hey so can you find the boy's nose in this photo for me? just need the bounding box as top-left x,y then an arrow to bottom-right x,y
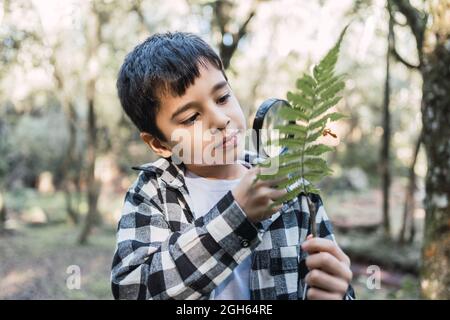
209,108 -> 231,132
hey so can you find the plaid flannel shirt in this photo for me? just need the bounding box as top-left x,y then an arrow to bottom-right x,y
111,151 -> 355,300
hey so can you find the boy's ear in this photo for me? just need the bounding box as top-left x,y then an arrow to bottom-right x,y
140,132 -> 172,158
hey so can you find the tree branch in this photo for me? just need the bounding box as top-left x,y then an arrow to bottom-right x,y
391,14 -> 408,27
236,9 -> 256,40
389,0 -> 427,58
217,1 -> 257,69
391,29 -> 421,69
391,47 -> 420,69
388,0 -> 421,69
213,0 -> 229,36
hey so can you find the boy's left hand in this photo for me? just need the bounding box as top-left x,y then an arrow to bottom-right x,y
301,236 -> 353,300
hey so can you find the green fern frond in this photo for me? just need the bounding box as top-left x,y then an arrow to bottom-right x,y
255,25 -> 350,215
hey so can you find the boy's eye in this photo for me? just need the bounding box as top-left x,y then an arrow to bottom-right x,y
217,93 -> 231,105
181,113 -> 199,126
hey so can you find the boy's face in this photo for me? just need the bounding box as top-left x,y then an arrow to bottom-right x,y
142,61 -> 246,165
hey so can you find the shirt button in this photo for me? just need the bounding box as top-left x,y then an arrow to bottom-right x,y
240,239 -> 250,248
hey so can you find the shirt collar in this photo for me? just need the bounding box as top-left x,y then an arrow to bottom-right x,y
132,150 -> 260,190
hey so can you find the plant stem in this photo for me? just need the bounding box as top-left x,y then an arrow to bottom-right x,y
306,195 -> 317,237
301,115 -> 317,237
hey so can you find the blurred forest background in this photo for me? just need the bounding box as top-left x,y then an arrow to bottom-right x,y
0,0 -> 449,300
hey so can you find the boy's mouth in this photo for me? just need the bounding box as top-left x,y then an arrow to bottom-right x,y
215,131 -> 239,149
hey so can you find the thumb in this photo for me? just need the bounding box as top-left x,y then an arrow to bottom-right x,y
249,166 -> 260,184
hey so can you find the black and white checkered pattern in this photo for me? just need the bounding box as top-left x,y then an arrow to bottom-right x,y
111,151 -> 355,300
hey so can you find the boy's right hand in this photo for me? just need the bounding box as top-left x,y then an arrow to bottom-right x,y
231,167 -> 288,223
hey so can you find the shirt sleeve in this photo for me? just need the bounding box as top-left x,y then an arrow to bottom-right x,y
111,186 -> 262,300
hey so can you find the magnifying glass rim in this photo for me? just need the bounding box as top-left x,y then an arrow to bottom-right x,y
252,98 -> 291,158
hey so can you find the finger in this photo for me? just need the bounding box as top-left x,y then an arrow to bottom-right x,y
251,177 -> 272,189
249,167 -> 261,186
253,187 -> 286,205
266,187 -> 288,200
307,287 -> 342,300
265,176 -> 290,188
252,187 -> 272,205
253,175 -> 289,189
305,234 -> 317,253
262,199 -> 282,214
302,237 -> 350,266
306,252 -> 353,283
305,269 -> 348,296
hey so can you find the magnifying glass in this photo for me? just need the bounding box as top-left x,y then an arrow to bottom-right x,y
252,99 -> 309,202
252,98 -> 293,159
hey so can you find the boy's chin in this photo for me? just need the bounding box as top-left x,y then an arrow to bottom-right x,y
178,150 -> 243,166
197,154 -> 242,166
212,145 -> 245,164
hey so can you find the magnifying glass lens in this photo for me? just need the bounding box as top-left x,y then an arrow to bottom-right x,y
261,100 -> 290,158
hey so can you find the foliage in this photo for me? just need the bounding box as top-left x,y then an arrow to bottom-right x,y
256,26 -> 349,208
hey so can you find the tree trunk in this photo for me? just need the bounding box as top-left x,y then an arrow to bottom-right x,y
61,102 -> 80,225
398,132 -> 421,244
78,85 -> 100,245
390,0 -> 449,299
78,6 -> 101,245
380,8 -> 393,238
0,191 -> 6,232
419,28 -> 450,300
48,36 -> 81,225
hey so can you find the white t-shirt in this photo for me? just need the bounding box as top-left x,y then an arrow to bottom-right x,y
184,165 -> 252,300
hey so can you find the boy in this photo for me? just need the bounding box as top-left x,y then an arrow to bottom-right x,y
111,32 -> 354,300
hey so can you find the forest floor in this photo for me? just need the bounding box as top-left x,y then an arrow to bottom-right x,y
0,223 -> 115,299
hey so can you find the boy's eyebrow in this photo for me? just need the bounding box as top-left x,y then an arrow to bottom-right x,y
210,80 -> 228,95
171,80 -> 228,120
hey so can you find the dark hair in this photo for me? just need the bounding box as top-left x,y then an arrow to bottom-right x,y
116,32 -> 227,141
